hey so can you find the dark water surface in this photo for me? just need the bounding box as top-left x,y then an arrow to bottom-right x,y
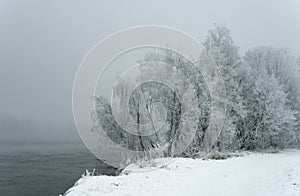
0,143 -> 117,196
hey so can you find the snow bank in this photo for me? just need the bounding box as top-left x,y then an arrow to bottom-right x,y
63,150 -> 300,196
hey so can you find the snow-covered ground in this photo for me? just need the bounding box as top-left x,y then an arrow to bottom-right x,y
63,150 -> 300,196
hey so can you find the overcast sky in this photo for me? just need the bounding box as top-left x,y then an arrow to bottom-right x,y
0,0 -> 299,143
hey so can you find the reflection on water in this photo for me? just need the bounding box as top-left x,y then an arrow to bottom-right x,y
0,143 -> 117,196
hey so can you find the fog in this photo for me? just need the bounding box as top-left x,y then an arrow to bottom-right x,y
0,0 -> 299,143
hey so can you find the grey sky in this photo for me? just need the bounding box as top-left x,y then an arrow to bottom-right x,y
0,0 -> 299,143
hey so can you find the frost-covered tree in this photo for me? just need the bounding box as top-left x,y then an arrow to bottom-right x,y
245,48 -> 300,110
140,49 -> 211,156
203,24 -> 246,150
242,48 -> 297,149
92,25 -> 300,161
93,49 -> 212,157
203,26 -> 299,151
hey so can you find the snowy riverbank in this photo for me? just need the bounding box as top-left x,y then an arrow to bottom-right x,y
63,150 -> 300,196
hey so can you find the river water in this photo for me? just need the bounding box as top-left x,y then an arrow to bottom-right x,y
0,143 -> 117,196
